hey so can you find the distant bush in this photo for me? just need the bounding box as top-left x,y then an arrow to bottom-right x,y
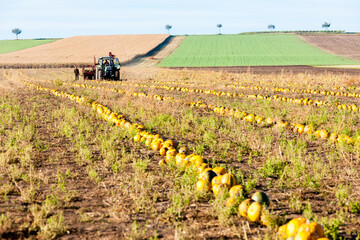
239,30 -> 347,35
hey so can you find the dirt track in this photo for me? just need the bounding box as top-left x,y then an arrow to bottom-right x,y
300,34 -> 360,61
125,36 -> 186,67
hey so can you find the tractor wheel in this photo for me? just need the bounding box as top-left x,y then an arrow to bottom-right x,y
115,71 -> 120,81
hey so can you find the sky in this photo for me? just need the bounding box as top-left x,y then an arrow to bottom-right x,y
0,0 -> 359,39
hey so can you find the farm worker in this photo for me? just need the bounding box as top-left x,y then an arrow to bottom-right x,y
74,67 -> 79,80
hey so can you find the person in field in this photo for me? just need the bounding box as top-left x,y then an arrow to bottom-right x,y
74,67 -> 79,80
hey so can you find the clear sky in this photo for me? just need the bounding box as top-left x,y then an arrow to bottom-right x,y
0,0 -> 359,39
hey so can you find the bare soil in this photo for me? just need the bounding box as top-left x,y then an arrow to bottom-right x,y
300,34 -> 360,61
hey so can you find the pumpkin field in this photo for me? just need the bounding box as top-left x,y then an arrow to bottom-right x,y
1,67 -> 359,239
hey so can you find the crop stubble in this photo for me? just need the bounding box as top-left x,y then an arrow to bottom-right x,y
0,35 -> 169,66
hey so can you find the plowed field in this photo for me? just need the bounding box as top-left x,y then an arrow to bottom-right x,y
0,35 -> 169,66
300,34 -> 360,61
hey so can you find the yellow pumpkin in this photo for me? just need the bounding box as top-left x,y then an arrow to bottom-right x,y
198,169 -> 217,182
297,222 -> 325,238
329,133 -> 338,143
226,197 -> 238,208
265,117 -> 275,125
196,179 -> 211,192
145,137 -> 153,147
304,125 -> 315,135
278,224 -> 288,239
247,201 -> 262,222
244,114 -> 255,123
294,230 -> 317,240
134,134 -> 141,142
221,173 -> 238,187
151,140 -> 162,151
314,130 -> 321,138
212,166 -> 227,176
166,149 -> 177,163
158,159 -> 166,165
179,146 -> 189,154
163,139 -> 174,147
238,199 -> 253,217
159,146 -> 168,156
295,124 -> 305,134
228,185 -> 244,198
319,129 -> 329,139
286,217 -> 307,237
197,163 -> 210,174
189,155 -> 204,166
211,175 -> 223,186
175,153 -> 187,165
212,183 -> 229,197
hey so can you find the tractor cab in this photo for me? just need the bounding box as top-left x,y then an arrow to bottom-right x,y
95,52 -> 121,80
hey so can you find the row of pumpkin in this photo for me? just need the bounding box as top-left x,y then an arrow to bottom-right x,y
16,70 -> 360,113
82,78 -> 360,113
23,79 -> 330,239
148,72 -> 360,92
147,78 -> 360,99
50,80 -> 360,147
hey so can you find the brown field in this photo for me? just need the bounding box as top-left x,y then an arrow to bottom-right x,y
1,67 -> 360,239
0,34 -> 169,66
300,34 -> 360,61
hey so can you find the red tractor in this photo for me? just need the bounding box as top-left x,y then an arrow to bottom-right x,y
82,52 -> 121,80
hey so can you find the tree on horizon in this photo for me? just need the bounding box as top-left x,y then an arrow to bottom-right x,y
322,22 -> 331,30
165,24 -> 172,34
268,24 -> 275,31
12,28 -> 22,40
217,24 -> 223,34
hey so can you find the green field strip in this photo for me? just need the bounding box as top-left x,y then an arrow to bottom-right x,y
0,39 -> 57,54
158,34 -> 360,67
